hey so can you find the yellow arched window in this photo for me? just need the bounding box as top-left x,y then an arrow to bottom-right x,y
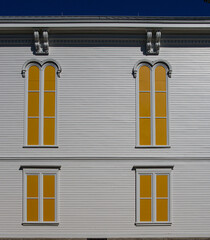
137,62 -> 170,146
26,63 -> 58,146
28,66 -> 40,145
44,66 -> 56,146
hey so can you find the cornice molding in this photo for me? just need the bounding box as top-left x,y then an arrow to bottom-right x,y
0,37 -> 210,45
21,58 -> 62,78
0,156 -> 210,161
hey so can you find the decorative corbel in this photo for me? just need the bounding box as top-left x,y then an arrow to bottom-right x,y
33,30 -> 49,55
146,31 -> 153,54
155,31 -> 161,54
43,30 -> 49,54
146,30 -> 161,55
34,31 -> 41,54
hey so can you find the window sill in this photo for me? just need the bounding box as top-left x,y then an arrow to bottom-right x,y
23,146 -> 59,148
135,222 -> 172,226
22,222 -> 59,226
135,145 -> 171,148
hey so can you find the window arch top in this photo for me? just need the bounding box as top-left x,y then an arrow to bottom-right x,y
133,59 -> 172,79
21,59 -> 62,78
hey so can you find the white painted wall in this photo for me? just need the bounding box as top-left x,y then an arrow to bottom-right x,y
1,37 -> 210,157
0,35 -> 210,237
0,159 -> 209,238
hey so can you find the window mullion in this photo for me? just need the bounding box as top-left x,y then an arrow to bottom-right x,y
151,68 -> 156,145
40,69 -> 44,145
152,173 -> 156,222
23,172 -> 27,222
39,173 -> 43,222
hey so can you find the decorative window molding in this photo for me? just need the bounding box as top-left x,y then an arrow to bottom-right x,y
21,59 -> 62,78
22,168 -> 59,225
133,60 -> 172,147
22,59 -> 62,147
135,167 -> 172,226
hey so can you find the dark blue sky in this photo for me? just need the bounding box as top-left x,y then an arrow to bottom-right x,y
1,0 -> 210,16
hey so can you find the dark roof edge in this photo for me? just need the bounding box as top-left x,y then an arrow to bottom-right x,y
1,15 -> 210,23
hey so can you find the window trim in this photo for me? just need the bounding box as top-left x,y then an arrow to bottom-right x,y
133,59 -> 172,148
23,60 -> 60,147
22,168 -> 59,225
135,168 -> 172,226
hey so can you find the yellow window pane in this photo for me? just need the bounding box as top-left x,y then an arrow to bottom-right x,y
27,199 -> 38,221
44,92 -> 55,117
27,175 -> 38,197
139,66 -> 150,91
156,175 -> 168,198
140,199 -> 151,222
44,175 -> 55,198
156,199 -> 168,221
28,92 -> 39,117
44,118 -> 55,145
155,92 -> 166,117
156,118 -> 167,145
155,66 -> 166,91
139,92 -> 150,117
44,66 -> 56,91
28,66 -> 39,91
43,199 -> 55,221
140,118 -> 151,145
28,118 -> 39,145
140,175 -> 151,197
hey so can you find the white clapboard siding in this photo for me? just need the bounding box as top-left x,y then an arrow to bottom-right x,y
0,160 -> 209,237
1,38 -> 210,157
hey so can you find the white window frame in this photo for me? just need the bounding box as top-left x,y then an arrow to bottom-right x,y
22,168 -> 59,225
135,168 -> 172,226
136,62 -> 170,147
24,62 -> 58,147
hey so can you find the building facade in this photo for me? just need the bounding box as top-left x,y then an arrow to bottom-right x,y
0,16 -> 210,239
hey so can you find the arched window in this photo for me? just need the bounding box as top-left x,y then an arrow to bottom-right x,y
22,60 -> 61,146
134,60 -> 172,147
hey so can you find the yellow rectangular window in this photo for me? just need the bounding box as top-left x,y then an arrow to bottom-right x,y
137,171 -> 171,224
140,118 -> 151,145
44,92 -> 55,117
139,92 -> 150,117
156,175 -> 168,222
140,175 -> 152,222
27,118 -> 39,145
140,199 -> 151,221
156,118 -> 167,145
27,175 -> 38,221
25,171 -> 58,224
43,175 -> 55,222
44,118 -> 55,145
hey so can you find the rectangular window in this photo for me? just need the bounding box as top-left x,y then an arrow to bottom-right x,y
23,168 -> 59,224
135,168 -> 172,225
